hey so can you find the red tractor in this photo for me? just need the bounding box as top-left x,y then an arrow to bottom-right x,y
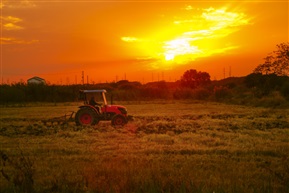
75,89 -> 130,126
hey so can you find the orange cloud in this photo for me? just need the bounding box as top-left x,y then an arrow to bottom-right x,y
1,0 -> 36,9
0,37 -> 39,45
3,23 -> 23,30
121,37 -> 141,42
2,16 -> 22,23
0,13 -> 38,44
1,16 -> 23,30
168,7 -> 251,64
201,7 -> 250,28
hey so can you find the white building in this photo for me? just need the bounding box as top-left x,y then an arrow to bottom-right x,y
27,76 -> 46,85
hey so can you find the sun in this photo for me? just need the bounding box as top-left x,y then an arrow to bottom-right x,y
162,38 -> 201,63
165,53 -> 175,61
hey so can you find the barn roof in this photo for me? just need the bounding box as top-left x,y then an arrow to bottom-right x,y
27,76 -> 45,81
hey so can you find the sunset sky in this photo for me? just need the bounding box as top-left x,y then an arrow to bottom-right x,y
1,0 -> 288,84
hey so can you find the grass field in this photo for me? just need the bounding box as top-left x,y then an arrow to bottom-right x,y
1,101 -> 289,193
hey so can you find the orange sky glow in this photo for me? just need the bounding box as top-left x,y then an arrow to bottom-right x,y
0,0 -> 288,84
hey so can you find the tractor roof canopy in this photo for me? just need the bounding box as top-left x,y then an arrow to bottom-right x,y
80,89 -> 107,93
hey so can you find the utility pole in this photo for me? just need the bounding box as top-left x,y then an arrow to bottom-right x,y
82,71 -> 84,85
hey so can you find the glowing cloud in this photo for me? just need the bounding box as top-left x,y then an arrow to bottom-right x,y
0,15 -> 38,44
202,7 -> 250,29
1,16 -> 23,30
185,5 -> 193,10
1,0 -> 36,9
4,23 -> 23,30
159,7 -> 250,64
0,37 -> 39,45
2,16 -> 22,23
121,36 -> 140,42
163,38 -> 201,61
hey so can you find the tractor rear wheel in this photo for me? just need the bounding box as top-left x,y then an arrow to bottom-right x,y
75,108 -> 99,126
111,115 -> 127,127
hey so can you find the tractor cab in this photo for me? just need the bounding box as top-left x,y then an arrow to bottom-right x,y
75,89 -> 129,126
78,89 -> 107,106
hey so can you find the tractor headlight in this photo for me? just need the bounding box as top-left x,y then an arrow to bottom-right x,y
118,107 -> 127,115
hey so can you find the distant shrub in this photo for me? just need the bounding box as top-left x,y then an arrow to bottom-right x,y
111,89 -> 141,101
254,91 -> 288,107
172,87 -> 212,100
137,81 -> 172,100
213,86 -> 231,101
117,80 -> 142,90
173,88 -> 194,99
192,87 -> 211,100
245,73 -> 289,99
280,81 -> 289,100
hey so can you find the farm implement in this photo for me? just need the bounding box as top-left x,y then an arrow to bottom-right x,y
42,111 -> 75,126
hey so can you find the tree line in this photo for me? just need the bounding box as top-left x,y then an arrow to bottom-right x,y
1,74 -> 288,106
1,42 -> 288,107
0,77 -> 211,104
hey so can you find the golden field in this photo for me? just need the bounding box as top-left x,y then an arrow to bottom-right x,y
0,101 -> 289,193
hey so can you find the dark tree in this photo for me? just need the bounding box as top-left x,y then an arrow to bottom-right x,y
180,69 -> 211,89
254,42 -> 289,76
245,72 -> 289,98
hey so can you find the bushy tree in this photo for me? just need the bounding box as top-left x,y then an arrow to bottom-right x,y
245,73 -> 289,99
180,69 -> 211,89
254,42 -> 289,76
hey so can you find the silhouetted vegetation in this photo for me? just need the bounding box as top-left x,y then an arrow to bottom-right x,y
180,69 -> 211,89
245,73 -> 289,97
254,42 -> 289,76
1,71 -> 289,107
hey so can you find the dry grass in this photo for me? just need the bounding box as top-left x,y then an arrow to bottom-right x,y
0,100 -> 289,192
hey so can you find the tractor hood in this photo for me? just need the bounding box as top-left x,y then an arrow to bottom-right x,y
102,105 -> 127,115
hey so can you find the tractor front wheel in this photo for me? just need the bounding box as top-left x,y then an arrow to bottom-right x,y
75,108 -> 99,126
111,115 -> 127,127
